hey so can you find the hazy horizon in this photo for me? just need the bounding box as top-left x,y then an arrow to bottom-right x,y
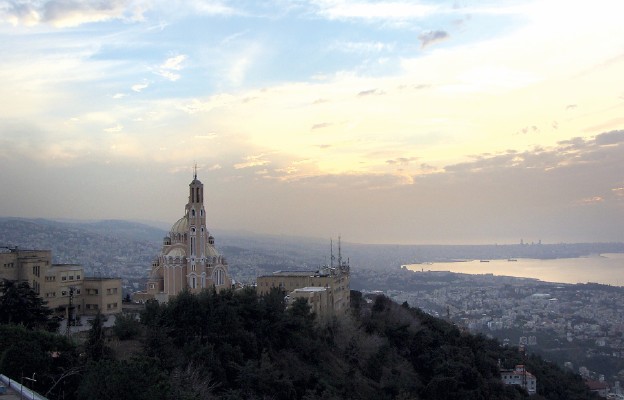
1,1 -> 623,245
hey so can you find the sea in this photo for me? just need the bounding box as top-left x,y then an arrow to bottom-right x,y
404,253 -> 624,286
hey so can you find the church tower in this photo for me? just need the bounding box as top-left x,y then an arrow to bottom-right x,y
146,169 -> 231,302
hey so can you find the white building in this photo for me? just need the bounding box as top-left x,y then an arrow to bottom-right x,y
501,365 -> 537,395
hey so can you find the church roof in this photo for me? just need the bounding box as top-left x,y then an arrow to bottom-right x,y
171,215 -> 189,233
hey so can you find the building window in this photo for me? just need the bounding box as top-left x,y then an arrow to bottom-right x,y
107,288 -> 111,295
76,275 -> 80,280
113,288 -> 118,294
62,276 -> 67,281
69,275 -> 74,280
214,269 -> 224,286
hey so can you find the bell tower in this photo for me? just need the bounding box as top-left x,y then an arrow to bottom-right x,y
186,164 -> 206,259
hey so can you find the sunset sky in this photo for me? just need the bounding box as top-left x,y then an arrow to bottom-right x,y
1,0 -> 623,244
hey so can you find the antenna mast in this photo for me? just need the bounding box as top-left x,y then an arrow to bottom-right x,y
330,238 -> 334,268
338,236 -> 342,267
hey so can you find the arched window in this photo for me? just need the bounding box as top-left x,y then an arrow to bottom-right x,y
196,188 -> 201,203
191,209 -> 195,217
214,269 -> 224,285
192,276 -> 196,289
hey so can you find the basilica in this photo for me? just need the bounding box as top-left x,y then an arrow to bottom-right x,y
142,172 -> 231,302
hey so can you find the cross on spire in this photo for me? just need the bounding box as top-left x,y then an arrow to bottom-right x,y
193,162 -> 198,180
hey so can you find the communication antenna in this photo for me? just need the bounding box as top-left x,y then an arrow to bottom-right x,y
330,238 -> 334,268
338,236 -> 342,267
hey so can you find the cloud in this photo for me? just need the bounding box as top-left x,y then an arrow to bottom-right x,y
330,40 -> 394,53
112,93 -> 127,99
311,122 -> 333,130
579,196 -> 604,205
0,0 -> 146,27
418,30 -> 449,48
595,129 -> 624,146
386,156 -> 418,166
234,154 -> 270,169
357,88 -> 384,96
0,0 -> 238,27
208,164 -> 222,171
194,133 -> 218,140
313,1 -> 436,21
154,54 -> 187,82
131,81 -> 149,92
104,124 -> 123,133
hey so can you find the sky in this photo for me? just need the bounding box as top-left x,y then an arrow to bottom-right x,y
0,0 -> 623,245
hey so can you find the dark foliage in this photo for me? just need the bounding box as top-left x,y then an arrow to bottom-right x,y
0,279 -> 55,330
0,324 -> 78,398
0,287 -> 598,400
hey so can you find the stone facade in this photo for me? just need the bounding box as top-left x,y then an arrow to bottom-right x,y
257,261 -> 350,320
0,248 -> 122,316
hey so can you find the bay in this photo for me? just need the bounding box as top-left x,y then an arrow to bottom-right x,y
405,253 -> 624,286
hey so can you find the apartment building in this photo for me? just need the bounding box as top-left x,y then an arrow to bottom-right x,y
257,262 -> 350,320
0,247 -> 122,316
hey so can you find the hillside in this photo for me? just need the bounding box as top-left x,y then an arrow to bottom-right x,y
2,217 -> 623,281
0,288 -> 596,399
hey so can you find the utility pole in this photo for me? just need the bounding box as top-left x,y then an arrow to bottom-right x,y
66,287 -> 74,337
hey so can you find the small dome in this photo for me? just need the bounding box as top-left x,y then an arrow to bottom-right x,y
206,244 -> 219,258
171,216 -> 189,233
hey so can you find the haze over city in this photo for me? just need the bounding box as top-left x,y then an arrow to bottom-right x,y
1,0 -> 623,244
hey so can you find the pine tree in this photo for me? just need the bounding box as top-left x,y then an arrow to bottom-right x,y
0,279 -> 52,329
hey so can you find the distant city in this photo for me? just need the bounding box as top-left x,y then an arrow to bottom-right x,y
1,216 -> 623,391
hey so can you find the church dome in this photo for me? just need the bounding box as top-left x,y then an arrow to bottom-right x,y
171,216 -> 189,233
167,247 -> 186,257
206,244 -> 219,258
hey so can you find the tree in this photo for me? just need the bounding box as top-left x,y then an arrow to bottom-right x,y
0,279 -> 52,329
112,313 -> 141,340
84,311 -> 112,362
77,357 -> 169,400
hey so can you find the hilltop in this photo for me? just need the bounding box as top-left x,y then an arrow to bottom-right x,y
0,287 -> 598,399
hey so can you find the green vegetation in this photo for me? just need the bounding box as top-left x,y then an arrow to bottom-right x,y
0,279 -> 56,330
0,284 -> 597,399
